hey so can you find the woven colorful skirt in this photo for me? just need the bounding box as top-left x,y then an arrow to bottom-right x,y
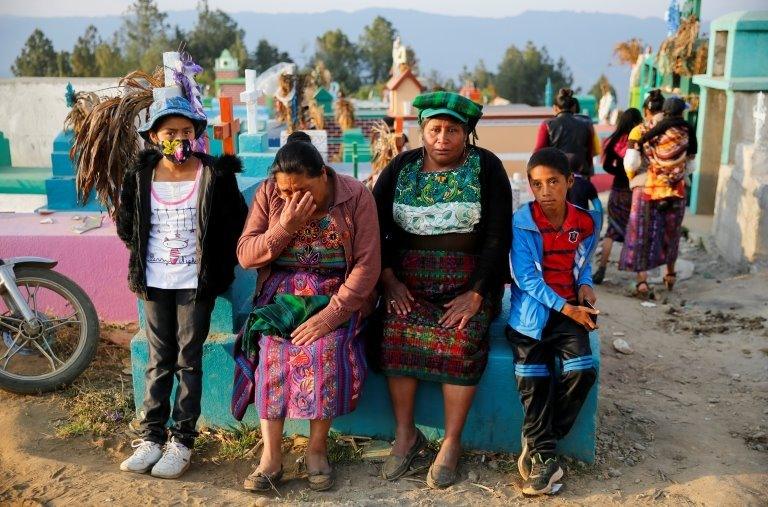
380,250 -> 492,386
231,269 -> 366,421
619,189 -> 686,273
605,187 -> 633,242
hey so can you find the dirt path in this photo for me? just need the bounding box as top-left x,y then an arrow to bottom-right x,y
1,236 -> 766,506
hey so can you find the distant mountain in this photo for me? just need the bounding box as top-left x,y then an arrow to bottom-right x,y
0,8 -> 670,105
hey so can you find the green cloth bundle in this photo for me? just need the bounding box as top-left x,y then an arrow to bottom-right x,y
241,293 -> 331,357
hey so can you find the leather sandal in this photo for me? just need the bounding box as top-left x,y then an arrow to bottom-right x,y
381,428 -> 427,481
663,272 -> 677,291
307,467 -> 335,491
426,461 -> 459,489
243,465 -> 283,492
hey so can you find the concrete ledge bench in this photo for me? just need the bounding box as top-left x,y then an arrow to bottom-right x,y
131,288 -> 599,462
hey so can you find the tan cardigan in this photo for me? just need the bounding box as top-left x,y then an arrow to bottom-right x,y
237,170 -> 381,331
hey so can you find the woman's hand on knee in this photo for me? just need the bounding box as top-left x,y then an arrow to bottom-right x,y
291,315 -> 332,346
382,272 -> 414,316
439,291 -> 483,330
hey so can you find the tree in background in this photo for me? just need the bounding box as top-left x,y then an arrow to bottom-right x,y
56,51 -> 73,77
358,16 -> 397,84
185,0 -> 244,82
249,39 -> 293,74
589,74 -> 616,98
71,25 -> 101,77
117,0 -> 171,71
12,29 -> 61,77
458,59 -> 496,100
495,41 -> 573,105
312,29 -> 361,94
95,35 -> 128,77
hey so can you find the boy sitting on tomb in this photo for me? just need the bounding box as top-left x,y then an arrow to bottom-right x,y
506,147 -> 599,495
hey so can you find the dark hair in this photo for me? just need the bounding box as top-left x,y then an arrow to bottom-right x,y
555,88 -> 578,112
383,115 -> 395,128
662,97 -> 686,117
571,97 -> 581,114
286,131 -> 312,144
527,147 -> 571,177
151,114 -> 195,133
271,140 -> 325,177
643,89 -> 664,113
605,107 -> 643,152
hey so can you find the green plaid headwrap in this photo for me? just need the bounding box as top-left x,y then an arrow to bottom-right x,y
412,91 -> 483,130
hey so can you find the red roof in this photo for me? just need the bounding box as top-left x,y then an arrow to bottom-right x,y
386,68 -> 425,91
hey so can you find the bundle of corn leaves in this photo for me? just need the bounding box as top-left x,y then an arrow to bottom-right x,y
69,69 -> 164,216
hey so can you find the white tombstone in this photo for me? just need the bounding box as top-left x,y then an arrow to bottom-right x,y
280,130 -> 328,161
240,69 -> 264,134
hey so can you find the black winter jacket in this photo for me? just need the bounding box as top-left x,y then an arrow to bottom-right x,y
116,149 -> 249,300
372,146 -> 512,305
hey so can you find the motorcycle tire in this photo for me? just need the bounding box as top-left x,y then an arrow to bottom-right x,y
0,267 -> 99,394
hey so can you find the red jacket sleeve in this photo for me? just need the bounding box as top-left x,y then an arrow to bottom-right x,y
534,122 -> 550,151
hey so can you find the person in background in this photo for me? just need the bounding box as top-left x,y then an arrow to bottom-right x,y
506,147 -> 599,496
619,92 -> 695,297
535,89 -> 598,177
593,108 -> 643,284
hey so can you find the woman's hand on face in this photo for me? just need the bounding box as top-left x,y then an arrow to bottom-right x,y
279,192 -> 317,234
439,291 -> 483,330
290,314 -> 332,346
383,275 -> 414,316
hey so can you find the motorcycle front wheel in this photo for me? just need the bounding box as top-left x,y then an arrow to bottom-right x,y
0,267 -> 99,394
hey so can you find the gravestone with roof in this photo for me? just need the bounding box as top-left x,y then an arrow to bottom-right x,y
691,10 -> 768,215
696,11 -> 768,263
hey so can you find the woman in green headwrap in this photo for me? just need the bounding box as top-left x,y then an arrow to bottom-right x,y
372,91 -> 512,488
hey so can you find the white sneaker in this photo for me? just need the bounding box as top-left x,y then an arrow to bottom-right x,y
120,439 -> 163,473
150,439 -> 192,479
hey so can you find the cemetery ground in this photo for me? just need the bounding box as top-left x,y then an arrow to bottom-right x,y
0,222 -> 766,506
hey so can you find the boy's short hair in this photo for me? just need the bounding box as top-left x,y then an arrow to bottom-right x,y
286,131 -> 312,144
527,147 -> 571,177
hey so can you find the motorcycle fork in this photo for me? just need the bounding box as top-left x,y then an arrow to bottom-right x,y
0,263 -> 36,322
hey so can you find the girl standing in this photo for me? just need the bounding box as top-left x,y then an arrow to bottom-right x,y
115,95 -> 248,478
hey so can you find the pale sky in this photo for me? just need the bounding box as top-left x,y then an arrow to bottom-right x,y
0,0 -> 762,20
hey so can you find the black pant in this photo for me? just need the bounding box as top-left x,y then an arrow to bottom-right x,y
140,288 -> 214,448
506,310 -> 597,458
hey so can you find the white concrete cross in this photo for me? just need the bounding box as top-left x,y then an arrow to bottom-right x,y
240,69 -> 264,134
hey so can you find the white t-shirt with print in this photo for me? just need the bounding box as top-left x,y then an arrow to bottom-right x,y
145,166 -> 201,290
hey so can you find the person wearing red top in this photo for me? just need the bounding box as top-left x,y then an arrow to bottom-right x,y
531,200 -> 595,302
506,147 -> 599,496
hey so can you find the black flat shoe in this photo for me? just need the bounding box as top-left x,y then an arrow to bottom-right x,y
381,428 -> 427,481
